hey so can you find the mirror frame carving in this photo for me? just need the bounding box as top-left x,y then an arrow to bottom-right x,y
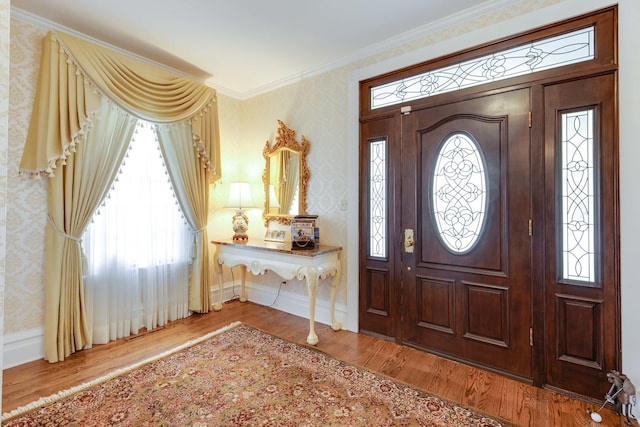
262,120 -> 310,225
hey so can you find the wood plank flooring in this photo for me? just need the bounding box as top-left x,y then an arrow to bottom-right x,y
3,300 -> 635,426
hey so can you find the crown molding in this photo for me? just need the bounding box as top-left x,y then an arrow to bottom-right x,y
10,6 -> 207,85
210,0 -> 523,100
12,0 -> 526,101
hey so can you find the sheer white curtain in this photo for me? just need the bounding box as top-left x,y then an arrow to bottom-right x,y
156,121 -> 212,312
82,121 -> 192,344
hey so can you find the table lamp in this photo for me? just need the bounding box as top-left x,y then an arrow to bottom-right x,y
224,182 -> 256,242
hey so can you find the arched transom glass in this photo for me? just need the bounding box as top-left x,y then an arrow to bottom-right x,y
432,133 -> 487,254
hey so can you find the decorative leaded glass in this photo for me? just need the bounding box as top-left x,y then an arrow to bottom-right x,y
432,133 -> 487,254
561,110 -> 595,282
371,26 -> 594,109
369,138 -> 386,258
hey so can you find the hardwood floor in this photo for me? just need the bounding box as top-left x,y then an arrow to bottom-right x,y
3,300 -> 635,426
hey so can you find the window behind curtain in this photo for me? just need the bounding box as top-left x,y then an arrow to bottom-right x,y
82,121 -> 192,344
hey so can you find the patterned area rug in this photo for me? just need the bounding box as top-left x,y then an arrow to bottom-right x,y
3,322 -> 513,426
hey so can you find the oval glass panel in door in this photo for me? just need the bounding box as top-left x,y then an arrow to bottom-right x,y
432,132 -> 487,254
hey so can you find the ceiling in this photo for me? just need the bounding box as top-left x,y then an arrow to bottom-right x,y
11,0 -> 507,98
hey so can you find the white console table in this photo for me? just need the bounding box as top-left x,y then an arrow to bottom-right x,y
211,239 -> 342,345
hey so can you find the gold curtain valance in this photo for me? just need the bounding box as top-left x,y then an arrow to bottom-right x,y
20,30 -> 221,181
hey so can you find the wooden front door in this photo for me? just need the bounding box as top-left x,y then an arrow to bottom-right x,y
358,75 -> 619,397
400,88 -> 532,378
358,8 -> 619,399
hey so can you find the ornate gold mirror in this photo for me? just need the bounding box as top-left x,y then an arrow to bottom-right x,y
262,120 -> 310,224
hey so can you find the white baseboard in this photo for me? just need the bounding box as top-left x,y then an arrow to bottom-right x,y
212,280 -> 350,332
3,281 -> 348,370
3,327 -> 44,369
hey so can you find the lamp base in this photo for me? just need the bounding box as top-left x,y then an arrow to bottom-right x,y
231,209 -> 250,242
232,233 -> 249,242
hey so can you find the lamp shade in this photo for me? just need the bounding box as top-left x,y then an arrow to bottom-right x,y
224,182 -> 256,209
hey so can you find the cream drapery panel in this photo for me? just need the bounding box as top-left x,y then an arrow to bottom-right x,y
20,31 -> 221,362
270,153 -> 283,212
273,151 -> 298,215
20,31 -> 221,179
156,122 -> 210,312
45,97 -> 137,362
281,151 -> 299,215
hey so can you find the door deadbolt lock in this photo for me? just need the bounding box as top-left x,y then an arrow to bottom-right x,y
404,229 -> 414,253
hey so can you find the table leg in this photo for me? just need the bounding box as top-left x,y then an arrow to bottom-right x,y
213,258 -> 224,311
238,264 -> 248,302
305,266 -> 319,345
329,264 -> 342,331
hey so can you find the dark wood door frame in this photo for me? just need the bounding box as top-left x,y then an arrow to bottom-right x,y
358,7 -> 620,400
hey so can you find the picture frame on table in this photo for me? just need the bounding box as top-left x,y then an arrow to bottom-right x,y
264,219 -> 290,243
264,229 -> 287,242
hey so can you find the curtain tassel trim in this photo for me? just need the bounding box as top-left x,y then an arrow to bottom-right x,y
19,115 -> 96,179
189,227 -> 207,264
47,215 -> 82,242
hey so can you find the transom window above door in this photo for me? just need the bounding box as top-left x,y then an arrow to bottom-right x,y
370,26 -> 594,109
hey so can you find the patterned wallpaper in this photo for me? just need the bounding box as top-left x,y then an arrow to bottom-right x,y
5,0 -> 563,335
5,19 -> 47,334
213,70 -> 351,302
1,0 -> 11,387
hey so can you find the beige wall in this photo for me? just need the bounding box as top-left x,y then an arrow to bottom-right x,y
208,69 -> 351,303
8,0 -> 568,336
1,0 -> 11,406
6,1 -> 640,396
5,19 -> 47,335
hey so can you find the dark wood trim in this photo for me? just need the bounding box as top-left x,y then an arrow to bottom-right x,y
360,6 -> 617,118
358,5 -> 620,401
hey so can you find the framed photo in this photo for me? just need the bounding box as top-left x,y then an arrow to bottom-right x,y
264,220 -> 290,243
264,229 -> 287,242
